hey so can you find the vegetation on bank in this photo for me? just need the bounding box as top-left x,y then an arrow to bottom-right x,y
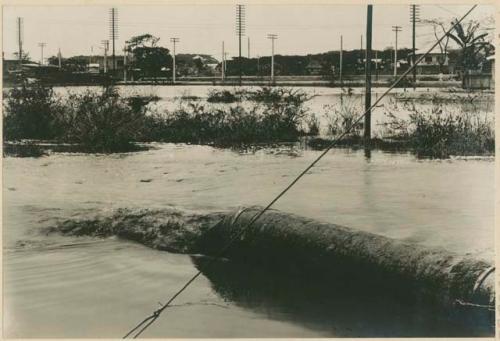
3,82 -> 311,153
144,87 -> 310,145
311,98 -> 494,158
381,106 -> 494,158
3,81 -> 494,158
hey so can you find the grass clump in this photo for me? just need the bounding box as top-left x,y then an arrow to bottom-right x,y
323,99 -> 364,137
206,88 -> 238,103
382,106 -> 494,158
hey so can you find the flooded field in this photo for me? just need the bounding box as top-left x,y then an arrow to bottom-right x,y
3,86 -> 495,338
52,85 -> 494,136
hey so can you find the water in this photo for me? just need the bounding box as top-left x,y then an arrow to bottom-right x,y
52,85 -> 494,136
3,142 -> 494,337
3,85 -> 495,337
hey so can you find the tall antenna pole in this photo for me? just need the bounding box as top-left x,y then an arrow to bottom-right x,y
364,5 -> 373,141
392,25 -> 402,76
17,17 -> 23,69
248,36 -> 250,58
267,34 -> 278,83
170,38 -> 179,84
109,8 -> 118,72
236,4 -> 245,86
340,35 -> 343,86
38,42 -> 46,65
410,5 -> 420,88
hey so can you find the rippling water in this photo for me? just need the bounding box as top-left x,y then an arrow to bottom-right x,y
3,141 -> 494,337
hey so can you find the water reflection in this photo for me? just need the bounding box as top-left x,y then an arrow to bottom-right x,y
193,256 -> 494,337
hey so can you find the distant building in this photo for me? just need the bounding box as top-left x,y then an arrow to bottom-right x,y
306,60 -> 323,75
88,63 -> 100,74
408,52 -> 450,74
91,55 -> 126,72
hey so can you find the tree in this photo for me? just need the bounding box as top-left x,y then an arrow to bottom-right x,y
421,18 -> 451,73
126,34 -> 172,81
447,19 -> 494,74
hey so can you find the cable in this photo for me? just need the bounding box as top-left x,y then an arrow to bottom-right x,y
123,5 -> 477,339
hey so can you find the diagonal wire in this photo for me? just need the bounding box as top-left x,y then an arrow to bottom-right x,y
123,5 -> 477,339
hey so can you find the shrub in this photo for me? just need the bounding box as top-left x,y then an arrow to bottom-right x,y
382,105 -> 494,158
323,99 -> 363,137
58,86 -> 148,152
305,114 -> 320,135
3,80 -> 64,140
246,86 -> 311,105
142,87 -> 312,146
387,76 -> 413,88
206,89 -> 238,103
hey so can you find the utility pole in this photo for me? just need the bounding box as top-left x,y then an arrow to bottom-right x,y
392,25 -> 402,76
340,35 -> 343,86
57,48 -> 62,69
38,42 -> 46,65
410,5 -> 420,88
109,8 -> 118,72
364,5 -> 373,141
236,4 -> 245,86
360,34 -> 363,73
222,41 -> 225,82
89,46 -> 93,70
267,34 -> 278,83
123,43 -> 128,82
101,40 -> 109,73
17,17 -> 23,69
170,38 -> 179,84
257,55 -> 260,77
248,36 -> 250,58
224,52 -> 229,75
375,50 -> 378,81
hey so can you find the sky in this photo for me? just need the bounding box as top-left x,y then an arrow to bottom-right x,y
2,3 -> 495,63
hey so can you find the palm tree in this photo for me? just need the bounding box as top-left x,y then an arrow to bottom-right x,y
447,20 -> 493,76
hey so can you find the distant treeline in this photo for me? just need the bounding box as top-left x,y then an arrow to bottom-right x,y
224,48 -> 414,77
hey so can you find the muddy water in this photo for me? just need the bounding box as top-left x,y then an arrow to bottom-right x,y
53,85 -> 494,136
3,142 -> 494,337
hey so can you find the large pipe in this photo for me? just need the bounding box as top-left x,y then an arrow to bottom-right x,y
198,207 -> 494,309
52,206 -> 494,310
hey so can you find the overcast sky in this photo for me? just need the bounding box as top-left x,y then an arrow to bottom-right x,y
2,3 -> 495,62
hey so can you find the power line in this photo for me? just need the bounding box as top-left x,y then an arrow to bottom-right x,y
122,5 -> 477,339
